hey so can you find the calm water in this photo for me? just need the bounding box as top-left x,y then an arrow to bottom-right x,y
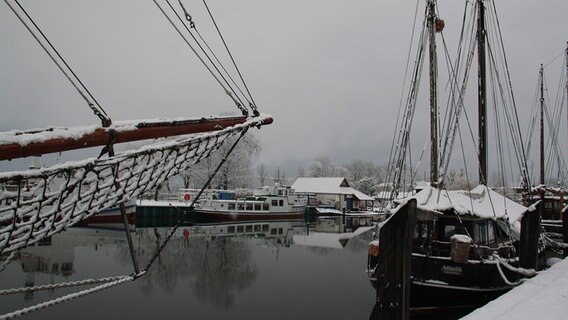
0,219 -> 377,319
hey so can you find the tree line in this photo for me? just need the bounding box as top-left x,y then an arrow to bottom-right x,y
162,134 -> 474,196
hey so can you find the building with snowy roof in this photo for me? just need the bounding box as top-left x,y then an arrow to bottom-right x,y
291,177 -> 374,211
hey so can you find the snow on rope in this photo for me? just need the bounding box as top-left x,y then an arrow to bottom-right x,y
0,275 -> 135,320
0,115 -> 270,257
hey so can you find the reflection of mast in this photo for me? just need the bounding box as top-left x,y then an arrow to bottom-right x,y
477,0 -> 488,184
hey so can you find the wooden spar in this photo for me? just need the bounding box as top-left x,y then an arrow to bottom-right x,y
0,115 -> 273,161
477,0 -> 488,184
540,64 -> 545,186
428,0 -> 439,187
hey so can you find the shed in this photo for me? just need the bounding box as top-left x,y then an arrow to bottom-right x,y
292,177 -> 374,211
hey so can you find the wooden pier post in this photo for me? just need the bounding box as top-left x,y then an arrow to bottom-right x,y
372,199 -> 417,320
520,200 -> 542,270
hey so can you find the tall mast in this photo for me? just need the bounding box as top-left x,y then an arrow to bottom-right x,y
477,0 -> 488,184
428,0 -> 439,187
539,64 -> 545,185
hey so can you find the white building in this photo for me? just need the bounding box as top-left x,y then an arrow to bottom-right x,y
291,177 -> 374,211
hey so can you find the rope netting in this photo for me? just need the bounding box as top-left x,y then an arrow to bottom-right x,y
0,114 -> 270,259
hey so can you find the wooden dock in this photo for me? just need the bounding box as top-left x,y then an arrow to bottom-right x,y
462,257 -> 568,319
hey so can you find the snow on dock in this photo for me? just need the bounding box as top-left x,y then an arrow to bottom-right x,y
462,257 -> 568,319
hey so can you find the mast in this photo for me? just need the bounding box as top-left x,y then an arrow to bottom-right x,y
477,0 -> 488,185
540,64 -> 545,185
428,0 -> 439,187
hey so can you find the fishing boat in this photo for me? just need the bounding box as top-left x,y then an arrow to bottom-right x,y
367,0 -> 539,313
521,56 -> 568,236
189,185 -> 307,223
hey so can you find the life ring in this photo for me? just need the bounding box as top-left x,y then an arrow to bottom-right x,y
183,193 -> 192,202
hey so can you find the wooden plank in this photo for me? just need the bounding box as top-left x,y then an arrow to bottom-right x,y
0,116 -> 272,161
520,200 -> 541,269
373,199 -> 417,320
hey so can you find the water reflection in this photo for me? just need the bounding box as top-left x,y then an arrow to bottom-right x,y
134,220 -> 305,308
0,218 -> 376,319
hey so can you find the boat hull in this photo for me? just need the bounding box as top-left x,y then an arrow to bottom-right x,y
368,253 -> 517,311
409,279 -> 511,311
189,209 -> 305,223
77,202 -> 137,229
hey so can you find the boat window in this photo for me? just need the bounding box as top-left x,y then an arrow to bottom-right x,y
254,225 -> 261,232
246,203 -> 253,211
272,200 -> 278,206
279,200 -> 284,206
487,222 -> 496,243
413,222 -> 428,239
262,224 -> 269,232
263,204 -> 269,211
271,228 -> 277,235
246,225 -> 253,232
278,227 -> 283,235
254,203 -> 261,211
228,226 -> 235,233
474,220 -> 496,245
237,203 -> 244,210
237,225 -> 244,233
444,225 -> 456,240
228,203 -> 235,210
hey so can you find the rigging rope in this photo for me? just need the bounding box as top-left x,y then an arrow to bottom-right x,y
0,275 -> 136,320
201,0 -> 260,116
4,0 -> 111,127
177,0 -> 257,115
153,0 -> 249,115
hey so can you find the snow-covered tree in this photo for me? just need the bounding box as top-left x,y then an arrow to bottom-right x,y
308,157 -> 346,177
178,133 -> 260,190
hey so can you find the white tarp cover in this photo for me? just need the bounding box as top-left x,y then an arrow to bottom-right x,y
412,185 -> 527,223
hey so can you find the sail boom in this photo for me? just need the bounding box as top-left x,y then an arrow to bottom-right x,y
0,115 -> 272,161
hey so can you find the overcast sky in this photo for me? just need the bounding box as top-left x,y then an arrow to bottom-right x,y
1,0 -> 567,179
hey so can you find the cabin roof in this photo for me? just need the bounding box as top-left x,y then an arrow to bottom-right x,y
411,185 -> 527,223
291,177 -> 373,201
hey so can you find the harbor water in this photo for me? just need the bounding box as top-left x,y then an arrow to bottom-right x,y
0,218 -> 377,319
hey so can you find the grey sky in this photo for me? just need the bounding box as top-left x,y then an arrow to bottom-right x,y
1,0 -> 567,179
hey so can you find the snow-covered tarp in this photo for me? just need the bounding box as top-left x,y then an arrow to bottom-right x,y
411,185 -> 528,223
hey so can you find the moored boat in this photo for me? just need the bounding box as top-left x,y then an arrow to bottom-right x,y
190,185 -> 307,223
366,0 -> 540,314
76,200 -> 137,229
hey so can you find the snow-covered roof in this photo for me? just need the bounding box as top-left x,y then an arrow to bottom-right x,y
292,177 -> 349,194
343,187 -> 374,201
375,190 -> 412,200
411,185 -> 527,223
291,177 -> 373,201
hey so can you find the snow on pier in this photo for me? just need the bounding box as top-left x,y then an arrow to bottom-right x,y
463,257 -> 568,319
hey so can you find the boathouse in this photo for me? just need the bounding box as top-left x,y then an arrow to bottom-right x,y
291,177 -> 374,211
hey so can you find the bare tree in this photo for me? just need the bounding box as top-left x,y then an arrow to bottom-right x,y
257,164 -> 268,187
